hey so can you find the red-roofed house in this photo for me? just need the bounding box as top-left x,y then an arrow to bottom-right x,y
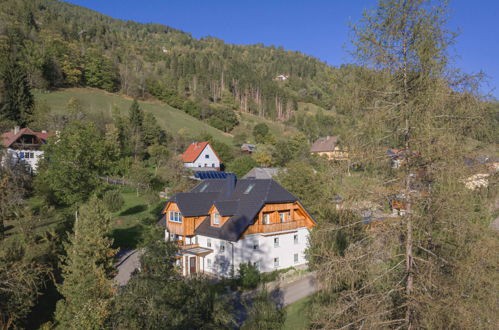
181,142 -> 221,170
1,127 -> 54,172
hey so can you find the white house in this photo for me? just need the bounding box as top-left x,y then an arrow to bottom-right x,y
160,176 -> 316,277
1,127 -> 53,172
181,142 -> 221,169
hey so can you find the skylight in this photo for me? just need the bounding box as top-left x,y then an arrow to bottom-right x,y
199,183 -> 209,192
244,183 -> 255,194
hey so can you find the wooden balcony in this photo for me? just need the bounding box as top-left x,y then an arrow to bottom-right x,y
175,240 -> 199,250
250,218 -> 308,234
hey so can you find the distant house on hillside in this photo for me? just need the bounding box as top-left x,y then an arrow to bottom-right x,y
1,127 -> 53,172
181,142 -> 221,170
274,74 -> 289,81
159,176 -> 316,277
241,143 -> 256,154
243,167 -> 280,179
310,136 -> 348,160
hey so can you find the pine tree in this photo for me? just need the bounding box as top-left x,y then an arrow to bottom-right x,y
128,99 -> 144,160
0,56 -> 34,126
55,197 -> 117,329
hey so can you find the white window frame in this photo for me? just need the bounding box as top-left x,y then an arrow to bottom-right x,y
169,211 -> 182,223
294,234 -> 298,244
263,213 -> 270,225
207,259 -> 212,268
207,238 -> 212,248
253,242 -> 259,250
294,253 -> 299,264
274,257 -> 279,267
279,212 -> 288,223
274,237 -> 279,247
220,241 -> 225,253
213,212 -> 220,225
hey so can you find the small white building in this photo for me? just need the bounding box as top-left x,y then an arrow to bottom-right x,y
160,176 -> 316,277
181,142 -> 221,169
274,74 -> 289,81
1,127 -> 53,172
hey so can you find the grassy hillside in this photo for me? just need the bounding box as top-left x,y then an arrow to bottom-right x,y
34,88 -> 234,144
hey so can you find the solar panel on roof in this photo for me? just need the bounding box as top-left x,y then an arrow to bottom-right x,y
194,171 -> 230,180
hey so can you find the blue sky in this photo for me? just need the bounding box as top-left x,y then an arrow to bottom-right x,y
66,0 -> 498,98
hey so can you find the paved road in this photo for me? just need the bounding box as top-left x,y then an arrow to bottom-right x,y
279,272 -> 318,306
114,249 -> 142,286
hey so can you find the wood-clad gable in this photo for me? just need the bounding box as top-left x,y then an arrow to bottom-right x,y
207,205 -> 230,228
164,202 -> 206,237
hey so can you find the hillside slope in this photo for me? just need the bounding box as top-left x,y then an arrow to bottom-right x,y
0,0 -> 339,128
34,88 -> 234,144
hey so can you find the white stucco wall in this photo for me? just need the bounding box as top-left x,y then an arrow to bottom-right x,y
3,148 -> 44,172
197,228 -> 310,277
184,144 -> 220,168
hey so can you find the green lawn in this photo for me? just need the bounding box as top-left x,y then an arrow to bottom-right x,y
34,88 -> 233,144
283,296 -> 311,330
110,187 -> 165,249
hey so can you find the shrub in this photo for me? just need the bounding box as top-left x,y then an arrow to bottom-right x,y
238,262 -> 261,290
103,190 -> 125,212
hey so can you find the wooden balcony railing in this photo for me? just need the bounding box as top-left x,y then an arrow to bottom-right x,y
259,218 -> 307,233
174,240 -> 199,250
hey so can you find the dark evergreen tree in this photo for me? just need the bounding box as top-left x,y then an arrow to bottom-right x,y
0,56 -> 34,126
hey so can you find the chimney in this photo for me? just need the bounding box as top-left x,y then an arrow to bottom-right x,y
14,126 -> 20,134
224,173 -> 237,198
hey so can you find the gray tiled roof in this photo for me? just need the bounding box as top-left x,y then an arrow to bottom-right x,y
242,167 -> 280,179
166,177 -> 301,241
310,136 -> 339,152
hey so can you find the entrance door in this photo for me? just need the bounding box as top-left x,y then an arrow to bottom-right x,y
189,257 -> 197,274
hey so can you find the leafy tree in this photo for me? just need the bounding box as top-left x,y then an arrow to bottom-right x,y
128,162 -> 152,196
55,197 -> 117,329
227,155 -> 258,178
147,144 -> 170,175
103,189 -> 124,213
252,123 -> 270,143
83,51 -> 119,92
111,239 -> 234,329
35,122 -> 107,206
242,289 -> 285,330
237,262 -> 261,290
276,160 -> 325,216
0,239 -> 50,329
252,144 -> 275,168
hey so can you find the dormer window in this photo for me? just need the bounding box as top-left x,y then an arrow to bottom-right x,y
263,213 -> 271,224
212,212 -> 220,226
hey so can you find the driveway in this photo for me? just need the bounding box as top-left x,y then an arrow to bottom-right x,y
279,272 -> 318,306
114,249 -> 143,286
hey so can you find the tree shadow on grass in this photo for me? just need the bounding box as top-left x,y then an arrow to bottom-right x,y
119,204 -> 147,216
111,224 -> 145,249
